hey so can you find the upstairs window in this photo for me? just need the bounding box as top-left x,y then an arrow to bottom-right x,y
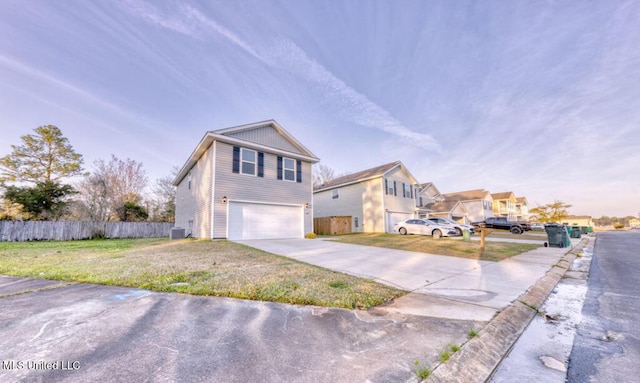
283,157 -> 296,182
385,179 -> 396,196
232,147 -> 264,177
332,189 -> 339,199
241,148 -> 256,175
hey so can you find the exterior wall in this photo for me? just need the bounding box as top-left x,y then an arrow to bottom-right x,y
493,195 -> 517,220
382,167 -> 418,232
212,141 -> 313,238
560,216 -> 593,227
462,197 -> 494,223
174,143 -> 214,237
313,178 -> 382,233
515,202 -> 529,221
416,184 -> 441,207
225,126 -> 301,154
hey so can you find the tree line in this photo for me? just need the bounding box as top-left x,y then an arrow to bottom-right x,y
0,125 -> 175,222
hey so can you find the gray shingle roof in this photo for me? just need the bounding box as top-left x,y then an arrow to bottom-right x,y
442,189 -> 489,201
314,161 -> 401,191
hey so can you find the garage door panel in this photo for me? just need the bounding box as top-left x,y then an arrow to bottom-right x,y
387,212 -> 414,233
228,202 -> 303,240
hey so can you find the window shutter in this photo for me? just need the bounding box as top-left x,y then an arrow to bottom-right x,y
410,185 -> 414,199
277,156 -> 283,180
393,181 -> 397,196
384,179 -> 388,195
296,160 -> 302,183
232,147 -> 240,173
257,152 -> 264,177
403,183 -> 406,198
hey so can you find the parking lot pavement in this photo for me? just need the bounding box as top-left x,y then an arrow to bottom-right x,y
0,275 -> 478,383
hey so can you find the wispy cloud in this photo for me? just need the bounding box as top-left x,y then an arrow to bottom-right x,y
123,1 -> 443,153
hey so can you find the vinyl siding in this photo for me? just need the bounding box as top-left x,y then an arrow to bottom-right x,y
313,178 -> 387,233
174,143 -> 214,238
382,167 -> 418,215
462,197 -> 494,223
212,141 -> 313,238
225,126 -> 302,154
313,178 -> 382,233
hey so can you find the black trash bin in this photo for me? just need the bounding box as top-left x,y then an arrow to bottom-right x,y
544,224 -> 569,248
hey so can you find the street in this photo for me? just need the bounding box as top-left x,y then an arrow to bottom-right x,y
568,231 -> 640,382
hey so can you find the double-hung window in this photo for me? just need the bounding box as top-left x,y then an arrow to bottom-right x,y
283,157 -> 296,181
241,148 -> 257,176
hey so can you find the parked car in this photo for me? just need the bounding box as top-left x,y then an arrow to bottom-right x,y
393,219 -> 458,239
428,217 -> 475,236
531,223 -> 545,230
472,217 -> 531,234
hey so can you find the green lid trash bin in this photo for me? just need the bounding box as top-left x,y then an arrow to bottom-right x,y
570,226 -> 581,238
544,224 -> 569,248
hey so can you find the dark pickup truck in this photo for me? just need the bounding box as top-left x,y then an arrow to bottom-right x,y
472,217 -> 531,234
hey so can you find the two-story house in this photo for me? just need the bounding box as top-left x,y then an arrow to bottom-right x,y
441,189 -> 494,223
313,161 -> 420,233
491,192 -> 518,220
173,120 -> 319,239
515,197 -> 529,221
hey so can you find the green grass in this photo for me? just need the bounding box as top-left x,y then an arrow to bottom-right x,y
413,360 -> 432,380
335,233 -> 540,262
0,238 -> 405,309
468,328 -> 478,338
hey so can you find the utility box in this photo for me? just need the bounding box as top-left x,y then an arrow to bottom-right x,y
170,227 -> 186,240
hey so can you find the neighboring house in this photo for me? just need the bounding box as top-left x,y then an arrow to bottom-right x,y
313,161 -> 420,233
560,215 -> 594,227
630,218 -> 640,228
415,182 -> 445,217
172,120 -> 319,240
491,192 -> 518,220
442,189 -> 494,223
423,200 -> 470,224
515,197 -> 529,221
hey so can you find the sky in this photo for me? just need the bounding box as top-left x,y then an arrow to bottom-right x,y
0,0 -> 638,218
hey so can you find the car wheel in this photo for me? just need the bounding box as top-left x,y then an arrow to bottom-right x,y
455,227 -> 462,236
399,227 -> 408,235
510,226 -> 522,235
432,229 -> 442,239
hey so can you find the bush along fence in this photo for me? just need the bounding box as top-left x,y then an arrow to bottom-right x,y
0,221 -> 175,241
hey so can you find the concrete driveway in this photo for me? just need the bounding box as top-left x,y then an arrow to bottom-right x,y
237,238 -> 572,321
0,275 -> 475,383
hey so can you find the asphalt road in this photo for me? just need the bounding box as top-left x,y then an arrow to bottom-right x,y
567,231 -> 640,382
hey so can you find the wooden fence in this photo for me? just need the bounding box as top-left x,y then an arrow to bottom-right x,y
0,221 -> 175,242
314,216 -> 352,235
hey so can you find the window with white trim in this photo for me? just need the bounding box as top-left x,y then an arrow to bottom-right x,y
241,148 -> 257,176
283,157 -> 296,181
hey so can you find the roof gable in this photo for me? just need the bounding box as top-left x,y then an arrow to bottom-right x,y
425,200 -> 466,214
214,120 -> 315,157
443,189 -> 491,201
491,191 -> 516,201
314,161 -> 418,192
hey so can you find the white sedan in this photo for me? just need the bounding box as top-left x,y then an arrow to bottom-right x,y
392,219 -> 458,239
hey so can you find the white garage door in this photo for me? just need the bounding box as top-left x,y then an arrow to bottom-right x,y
228,202 -> 303,240
386,212 -> 414,233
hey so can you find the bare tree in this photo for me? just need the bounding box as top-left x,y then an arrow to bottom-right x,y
77,155 -> 148,222
147,167 -> 177,222
313,163 -> 339,187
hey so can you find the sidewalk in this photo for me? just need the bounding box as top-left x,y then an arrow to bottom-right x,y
426,236 -> 591,383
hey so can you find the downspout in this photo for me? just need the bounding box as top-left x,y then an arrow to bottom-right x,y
210,141 -> 216,239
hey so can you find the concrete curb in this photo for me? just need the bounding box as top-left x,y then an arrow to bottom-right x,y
426,237 -> 591,383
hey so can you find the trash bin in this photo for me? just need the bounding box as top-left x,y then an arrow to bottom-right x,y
544,224 -> 569,248
570,226 -> 582,239
580,226 -> 588,235
586,226 -> 594,233
462,229 -> 471,241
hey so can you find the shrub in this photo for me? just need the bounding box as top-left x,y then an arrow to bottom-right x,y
305,232 -> 317,239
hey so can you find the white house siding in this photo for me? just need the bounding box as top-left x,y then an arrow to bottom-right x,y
382,168 -> 418,232
225,126 -> 302,154
174,143 -> 214,237
313,178 -> 384,233
212,142 -> 313,238
461,198 -> 494,223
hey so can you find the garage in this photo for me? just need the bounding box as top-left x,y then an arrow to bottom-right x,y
386,211 -> 414,233
228,201 -> 304,240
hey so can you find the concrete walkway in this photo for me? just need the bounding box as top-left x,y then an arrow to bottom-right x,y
237,238 -> 577,321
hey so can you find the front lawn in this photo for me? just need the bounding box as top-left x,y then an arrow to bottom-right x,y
335,233 -> 540,262
0,238 -> 404,309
